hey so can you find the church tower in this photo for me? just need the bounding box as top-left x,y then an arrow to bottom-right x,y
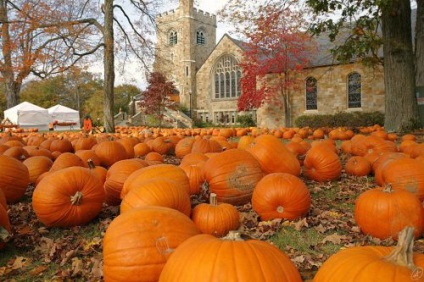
154,0 -> 217,115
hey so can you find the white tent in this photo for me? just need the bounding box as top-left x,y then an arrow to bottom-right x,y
3,101 -> 50,131
48,104 -> 81,131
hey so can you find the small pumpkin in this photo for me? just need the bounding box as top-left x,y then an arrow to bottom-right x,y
23,156 -> 53,184
344,156 -> 372,177
191,193 -> 240,237
303,145 -> 342,182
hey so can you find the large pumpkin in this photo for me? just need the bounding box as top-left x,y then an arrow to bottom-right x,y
103,206 -> 200,282
203,149 -> 264,206
23,156 -> 53,184
0,155 -> 30,203
314,227 -> 424,281
354,185 -> 424,239
159,232 -> 302,282
94,140 -> 128,168
247,134 -> 300,176
32,166 -> 105,227
252,173 -> 311,221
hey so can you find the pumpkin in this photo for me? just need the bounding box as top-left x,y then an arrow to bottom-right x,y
49,138 -> 74,153
159,231 -> 302,282
133,142 -> 152,157
252,173 -> 311,221
74,150 -> 101,167
303,145 -> 342,182
0,203 -> 11,250
104,158 -> 149,206
72,136 -> 97,151
380,158 -> 424,200
0,155 -> 30,203
179,152 -> 209,167
191,193 -> 240,237
49,152 -> 85,172
121,164 -> 190,199
344,156 -> 372,177
32,166 -> 105,227
87,159 -> 108,185
103,206 -> 200,282
94,140 -> 128,168
3,146 -> 29,161
120,178 -> 191,216
180,163 -> 205,195
144,151 -> 164,163
354,185 -> 424,239
23,156 -> 53,184
247,134 -> 301,176
314,227 -> 424,281
203,149 -> 264,206
191,137 -> 223,154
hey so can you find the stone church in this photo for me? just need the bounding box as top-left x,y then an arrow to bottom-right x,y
152,0 -> 385,129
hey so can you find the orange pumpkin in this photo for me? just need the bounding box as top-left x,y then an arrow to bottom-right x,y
120,178 -> 191,216
159,232 -> 302,282
23,156 -> 53,184
314,227 -> 424,281
0,155 -> 30,203
252,173 -> 311,221
344,156 -> 372,177
354,185 -> 424,239
191,193 -> 240,237
203,149 -> 264,206
247,134 -> 300,176
303,146 -> 342,182
103,206 -> 200,282
32,166 -> 105,227
94,140 -> 128,168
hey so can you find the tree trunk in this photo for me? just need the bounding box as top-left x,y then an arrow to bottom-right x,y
283,72 -> 291,127
103,0 -> 115,133
382,0 -> 420,132
415,0 -> 424,103
0,0 -> 19,108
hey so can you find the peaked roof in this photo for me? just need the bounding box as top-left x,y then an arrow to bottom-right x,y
47,104 -> 78,114
5,101 -> 47,112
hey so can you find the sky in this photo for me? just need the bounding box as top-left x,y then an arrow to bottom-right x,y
95,0 -> 232,89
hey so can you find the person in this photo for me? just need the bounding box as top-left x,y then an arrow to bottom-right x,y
83,114 -> 93,133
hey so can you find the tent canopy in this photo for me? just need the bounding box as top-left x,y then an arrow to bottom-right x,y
48,104 -> 81,129
3,101 -> 50,130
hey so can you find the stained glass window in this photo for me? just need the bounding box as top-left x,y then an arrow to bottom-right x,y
305,77 -> 317,110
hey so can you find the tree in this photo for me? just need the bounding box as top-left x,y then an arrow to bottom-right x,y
138,72 -> 177,128
1,0 -> 174,133
0,0 -> 102,109
114,84 -> 141,114
226,1 -> 315,127
306,0 -> 422,132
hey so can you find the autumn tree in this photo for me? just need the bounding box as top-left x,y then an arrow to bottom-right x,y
306,0 -> 422,132
114,84 -> 141,114
139,72 -> 178,128
220,1 -> 315,127
1,0 -> 175,133
0,0 -> 102,108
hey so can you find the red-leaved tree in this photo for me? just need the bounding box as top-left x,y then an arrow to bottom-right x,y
138,72 -> 178,128
222,1 -> 316,126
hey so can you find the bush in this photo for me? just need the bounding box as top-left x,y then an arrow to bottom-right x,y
294,111 -> 384,128
236,114 -> 256,127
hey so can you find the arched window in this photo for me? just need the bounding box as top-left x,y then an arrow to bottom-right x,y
169,30 -> 177,46
347,72 -> 361,108
213,55 -> 241,99
197,30 -> 205,45
305,77 -> 317,110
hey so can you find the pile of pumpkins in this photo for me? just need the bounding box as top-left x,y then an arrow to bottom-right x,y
0,125 -> 423,281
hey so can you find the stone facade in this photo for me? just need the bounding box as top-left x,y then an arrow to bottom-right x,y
153,1 -> 386,129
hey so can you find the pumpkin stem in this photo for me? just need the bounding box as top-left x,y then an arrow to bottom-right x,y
70,191 -> 83,206
277,206 -> 284,213
0,226 -> 10,242
382,183 -> 393,193
384,226 -> 417,271
87,159 -> 95,169
209,193 -> 218,206
224,230 -> 244,241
